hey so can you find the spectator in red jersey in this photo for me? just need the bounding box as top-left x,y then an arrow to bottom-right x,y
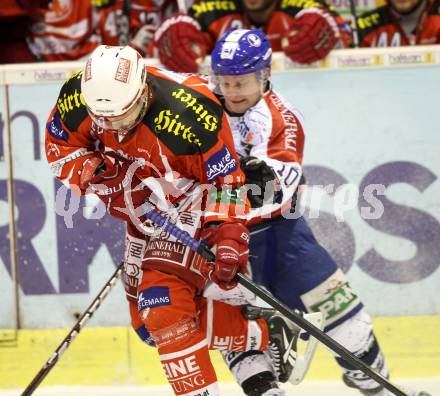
357,0 -> 440,46
152,0 -> 353,72
0,0 -> 181,64
0,0 -> 99,63
0,0 -> 49,63
25,0 -> 99,62
92,0 -> 177,56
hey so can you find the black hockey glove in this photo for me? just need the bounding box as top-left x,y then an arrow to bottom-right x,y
240,156 -> 282,208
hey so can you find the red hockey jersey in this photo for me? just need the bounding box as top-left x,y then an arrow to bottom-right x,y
46,65 -> 248,289
95,0 -> 178,53
46,66 -> 246,221
358,0 -> 440,46
27,0 -> 98,61
188,0 -> 353,52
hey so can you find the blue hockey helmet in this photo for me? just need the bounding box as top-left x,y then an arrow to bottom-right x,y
211,28 -> 272,76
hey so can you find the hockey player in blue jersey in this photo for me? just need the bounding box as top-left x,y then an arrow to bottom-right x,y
210,28 -> 431,396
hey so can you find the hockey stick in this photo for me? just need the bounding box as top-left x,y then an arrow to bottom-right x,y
142,204 -> 409,396
21,262 -> 124,396
348,0 -> 360,47
119,0 -> 131,46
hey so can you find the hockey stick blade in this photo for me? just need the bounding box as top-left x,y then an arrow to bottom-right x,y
236,273 -> 409,396
289,311 -> 323,385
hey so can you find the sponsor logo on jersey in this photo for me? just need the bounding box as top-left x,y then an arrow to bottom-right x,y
57,72 -> 87,121
154,109 -> 203,147
145,74 -> 222,155
357,12 -> 381,30
280,0 -> 322,10
212,187 -> 245,205
191,0 -> 237,18
144,238 -> 187,264
47,111 -> 68,141
56,88 -> 87,121
212,334 -> 246,350
171,88 -> 219,132
310,282 -> 358,320
205,145 -> 237,182
137,286 -> 171,311
49,147 -> 90,177
163,355 -> 201,379
248,335 -> 257,350
270,93 -> 298,152
162,355 -> 206,394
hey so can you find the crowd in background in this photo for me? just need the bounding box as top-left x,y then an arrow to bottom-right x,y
1,0 -> 439,67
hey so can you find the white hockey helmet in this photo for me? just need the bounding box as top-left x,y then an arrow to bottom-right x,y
81,45 -> 148,132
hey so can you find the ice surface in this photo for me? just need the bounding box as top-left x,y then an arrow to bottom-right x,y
1,378 -> 439,396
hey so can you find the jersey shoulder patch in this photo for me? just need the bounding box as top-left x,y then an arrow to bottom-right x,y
143,74 -> 223,155
357,6 -> 390,37
189,0 -> 241,29
55,71 -> 89,131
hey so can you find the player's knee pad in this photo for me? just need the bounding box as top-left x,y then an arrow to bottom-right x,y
327,309 -> 389,394
222,350 -> 279,396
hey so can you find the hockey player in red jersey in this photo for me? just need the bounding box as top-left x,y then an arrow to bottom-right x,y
209,28 -> 432,396
0,0 -> 49,63
93,0 -> 178,56
357,0 -> 440,46
152,0 -> 353,72
25,0 -> 100,61
45,44 -> 297,396
3,0 -> 179,63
